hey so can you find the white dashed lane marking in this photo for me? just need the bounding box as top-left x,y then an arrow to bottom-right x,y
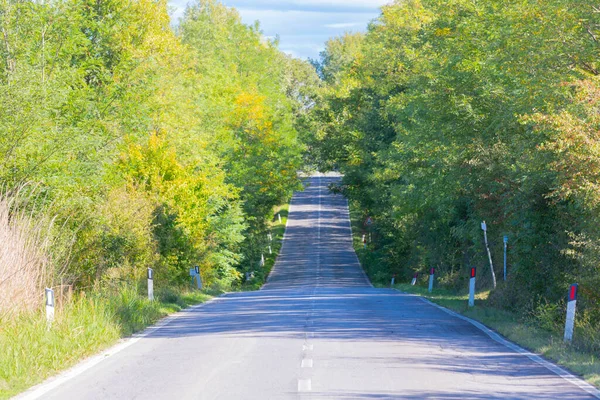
298,379 -> 312,392
301,359 -> 313,368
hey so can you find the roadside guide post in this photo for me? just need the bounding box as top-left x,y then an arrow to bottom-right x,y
268,233 -> 273,255
428,268 -> 435,293
468,267 -> 476,307
564,284 -> 578,342
503,235 -> 508,281
45,288 -> 55,325
391,274 -> 396,287
278,213 -> 282,224
147,268 -> 154,301
411,273 -> 418,286
365,217 -> 373,247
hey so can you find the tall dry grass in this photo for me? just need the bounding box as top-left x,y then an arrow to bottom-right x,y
0,188 -> 63,318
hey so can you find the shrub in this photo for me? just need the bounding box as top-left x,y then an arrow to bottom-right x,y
0,187 -> 68,318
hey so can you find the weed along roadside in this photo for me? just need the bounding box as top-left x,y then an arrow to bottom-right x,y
242,203 -> 290,291
0,0 -> 310,396
0,203 -> 291,399
347,199 -> 600,390
0,287 -> 213,400
390,283 -> 600,388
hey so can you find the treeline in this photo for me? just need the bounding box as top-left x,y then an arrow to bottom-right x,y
309,0 -> 600,344
0,0 -> 317,312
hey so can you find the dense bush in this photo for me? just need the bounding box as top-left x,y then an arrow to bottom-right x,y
0,0 -> 317,307
309,0 -> 600,344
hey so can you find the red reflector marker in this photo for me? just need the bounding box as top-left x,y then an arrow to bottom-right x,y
569,284 -> 578,301
430,268 -> 435,275
470,267 -> 476,278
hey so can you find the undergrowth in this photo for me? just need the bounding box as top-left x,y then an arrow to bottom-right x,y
349,201 -> 600,389
242,204 -> 289,291
0,286 -> 211,399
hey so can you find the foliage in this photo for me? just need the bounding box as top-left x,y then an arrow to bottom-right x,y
311,0 -> 600,333
394,282 -> 600,388
0,0 -> 316,298
0,286 -> 211,399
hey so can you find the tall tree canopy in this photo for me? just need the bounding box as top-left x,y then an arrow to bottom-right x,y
310,0 -> 600,343
0,0 -> 318,290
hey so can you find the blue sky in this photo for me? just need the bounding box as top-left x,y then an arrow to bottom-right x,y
168,0 -> 389,60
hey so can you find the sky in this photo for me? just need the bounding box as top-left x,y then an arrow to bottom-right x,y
168,0 -> 390,60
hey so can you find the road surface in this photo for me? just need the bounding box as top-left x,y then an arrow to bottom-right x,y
20,175 -> 600,399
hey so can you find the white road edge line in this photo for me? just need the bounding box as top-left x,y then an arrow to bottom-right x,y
317,175 -> 321,287
301,359 -> 314,368
344,198 -> 374,288
408,293 -> 600,398
12,297 -> 223,400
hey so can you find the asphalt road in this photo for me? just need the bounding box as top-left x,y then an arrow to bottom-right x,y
23,175 -> 600,399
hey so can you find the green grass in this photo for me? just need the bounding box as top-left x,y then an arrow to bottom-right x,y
242,203 -> 290,291
347,200 -> 600,388
391,283 -> 600,388
0,203 -> 291,398
0,287 -> 211,399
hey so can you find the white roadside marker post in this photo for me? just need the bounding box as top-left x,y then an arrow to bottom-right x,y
147,268 -> 154,301
428,268 -> 435,293
468,267 -> 476,307
278,213 -> 282,224
260,253 -> 265,267
45,288 -> 55,326
362,234 -> 367,250
391,274 -> 396,287
269,245 -> 272,255
503,235 -> 508,281
564,284 -> 578,343
268,233 -> 272,242
411,273 -> 418,286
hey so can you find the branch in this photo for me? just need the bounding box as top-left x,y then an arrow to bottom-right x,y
1,26 -> 15,76
587,27 -> 599,44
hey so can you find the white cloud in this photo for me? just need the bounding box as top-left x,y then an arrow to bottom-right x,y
168,1 -> 388,59
324,22 -> 363,29
212,0 -> 388,13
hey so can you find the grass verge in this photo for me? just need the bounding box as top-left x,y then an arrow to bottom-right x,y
1,201 -> 292,398
0,287 -> 211,399
391,283 -> 600,388
347,200 -> 600,389
242,203 -> 289,291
